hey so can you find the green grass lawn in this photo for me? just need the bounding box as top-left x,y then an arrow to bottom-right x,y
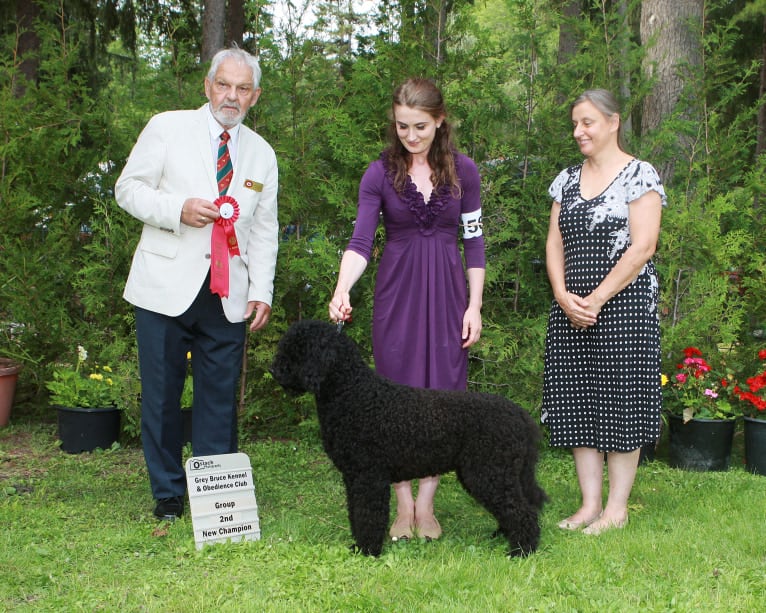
1,420 -> 764,612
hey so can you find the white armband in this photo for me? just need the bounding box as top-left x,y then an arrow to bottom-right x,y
460,209 -> 483,239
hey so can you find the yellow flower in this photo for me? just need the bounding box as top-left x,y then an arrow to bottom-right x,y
661,374 -> 669,386
102,365 -> 113,373
89,373 -> 104,381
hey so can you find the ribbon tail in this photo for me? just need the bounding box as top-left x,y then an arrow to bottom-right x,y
224,223 -> 240,256
210,225 -> 230,298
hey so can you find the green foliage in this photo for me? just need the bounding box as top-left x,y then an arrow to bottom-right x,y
45,345 -> 122,408
0,7 -> 137,416
643,2 -> 766,374
181,360 -> 194,408
1,0 -> 764,438
657,185 -> 750,356
468,316 -> 548,417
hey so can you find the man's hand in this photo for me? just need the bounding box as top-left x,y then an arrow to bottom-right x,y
245,301 -> 271,331
181,197 -> 220,228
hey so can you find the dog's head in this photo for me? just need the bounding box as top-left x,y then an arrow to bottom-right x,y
270,320 -> 352,395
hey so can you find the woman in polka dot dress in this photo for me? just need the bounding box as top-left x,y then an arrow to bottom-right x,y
542,89 -> 666,535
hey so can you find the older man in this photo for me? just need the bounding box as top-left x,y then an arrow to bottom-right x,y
116,47 -> 278,520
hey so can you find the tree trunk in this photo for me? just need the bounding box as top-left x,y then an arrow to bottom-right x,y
557,0 -> 581,66
226,0 -> 245,49
14,0 -> 40,95
757,15 -> 766,161
756,14 -> 766,215
640,0 -> 704,182
424,0 -> 451,68
616,0 -> 632,135
202,0 -> 227,63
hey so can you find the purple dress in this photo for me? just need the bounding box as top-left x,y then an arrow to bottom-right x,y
345,152 -> 485,391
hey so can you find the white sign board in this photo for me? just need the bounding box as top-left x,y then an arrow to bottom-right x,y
185,452 -> 261,550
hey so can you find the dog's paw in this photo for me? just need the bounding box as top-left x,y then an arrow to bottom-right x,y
507,544 -> 536,558
349,543 -> 381,557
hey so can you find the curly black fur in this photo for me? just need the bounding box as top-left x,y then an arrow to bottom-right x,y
270,320 -> 547,557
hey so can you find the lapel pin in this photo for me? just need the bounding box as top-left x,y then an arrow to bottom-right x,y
244,179 -> 263,192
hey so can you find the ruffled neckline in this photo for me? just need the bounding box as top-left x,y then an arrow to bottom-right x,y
382,152 -> 454,236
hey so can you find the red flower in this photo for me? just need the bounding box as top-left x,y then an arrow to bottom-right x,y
679,356 -> 711,379
733,351 -> 766,417
683,347 -> 703,358
747,373 -> 766,394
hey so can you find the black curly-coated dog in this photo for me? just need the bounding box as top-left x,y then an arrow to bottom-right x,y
270,320 -> 547,557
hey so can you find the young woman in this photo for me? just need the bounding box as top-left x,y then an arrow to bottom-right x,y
329,78 -> 486,541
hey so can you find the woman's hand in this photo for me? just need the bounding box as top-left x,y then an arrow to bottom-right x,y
557,291 -> 599,330
329,291 -> 353,323
328,251 -> 368,323
461,305 -> 483,348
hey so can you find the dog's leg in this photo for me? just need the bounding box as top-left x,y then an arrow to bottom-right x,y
458,465 -> 541,557
343,472 -> 390,556
493,506 -> 541,558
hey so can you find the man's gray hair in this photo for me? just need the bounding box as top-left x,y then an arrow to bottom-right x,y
207,47 -> 262,88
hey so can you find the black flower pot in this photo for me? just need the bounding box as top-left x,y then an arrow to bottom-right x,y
56,406 -> 121,453
744,416 -> 766,476
667,413 -> 735,472
181,408 -> 193,446
638,442 -> 656,465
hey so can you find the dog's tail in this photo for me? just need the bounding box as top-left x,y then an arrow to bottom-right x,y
523,441 -> 548,510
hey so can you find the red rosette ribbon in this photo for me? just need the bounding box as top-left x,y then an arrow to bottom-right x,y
210,195 -> 240,298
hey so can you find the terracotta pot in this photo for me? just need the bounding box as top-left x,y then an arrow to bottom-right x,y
0,358 -> 22,427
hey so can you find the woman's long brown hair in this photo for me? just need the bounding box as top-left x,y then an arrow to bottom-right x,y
384,78 -> 460,196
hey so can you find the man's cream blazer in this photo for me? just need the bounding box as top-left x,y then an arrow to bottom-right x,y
116,105 -> 279,323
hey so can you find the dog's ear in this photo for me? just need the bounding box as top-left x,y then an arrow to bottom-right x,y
298,321 -> 341,394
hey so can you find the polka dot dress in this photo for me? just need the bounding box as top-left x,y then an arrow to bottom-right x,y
541,159 -> 666,452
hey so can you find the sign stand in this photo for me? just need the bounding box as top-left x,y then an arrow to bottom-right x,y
185,452 -> 261,550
